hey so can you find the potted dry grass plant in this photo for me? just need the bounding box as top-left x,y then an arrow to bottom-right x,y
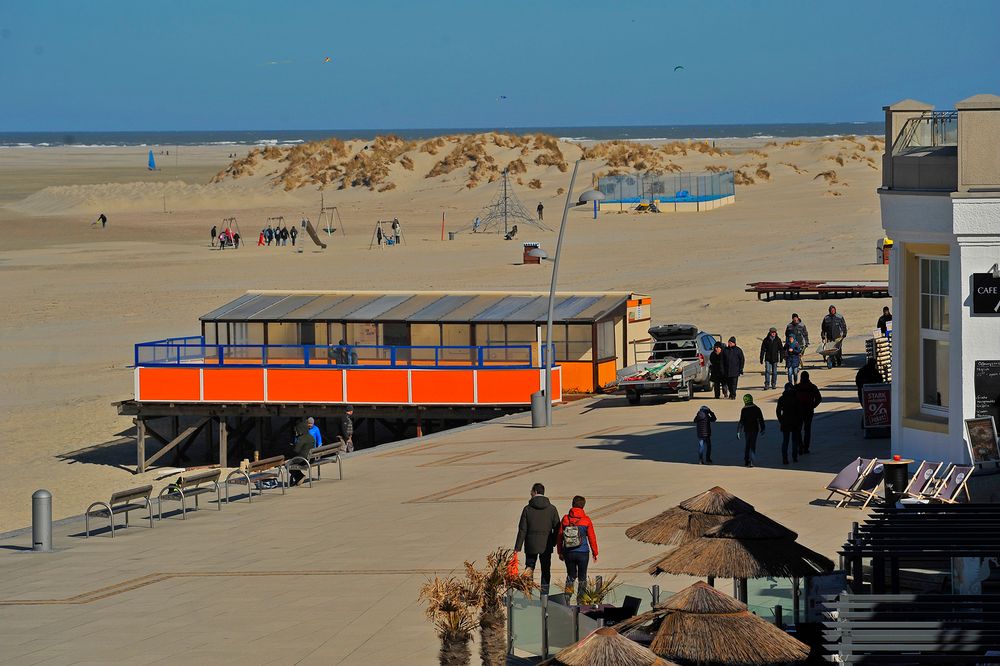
464,547 -> 538,666
419,576 -> 479,666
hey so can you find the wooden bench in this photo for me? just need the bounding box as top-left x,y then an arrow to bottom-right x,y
286,440 -> 345,488
224,455 -> 287,503
157,469 -> 222,520
85,485 -> 154,538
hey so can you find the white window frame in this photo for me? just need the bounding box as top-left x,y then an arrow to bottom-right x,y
918,255 -> 949,416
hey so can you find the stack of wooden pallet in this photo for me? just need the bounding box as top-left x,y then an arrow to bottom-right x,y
866,329 -> 892,382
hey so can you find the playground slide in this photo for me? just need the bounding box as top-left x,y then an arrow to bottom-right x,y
304,220 -> 328,249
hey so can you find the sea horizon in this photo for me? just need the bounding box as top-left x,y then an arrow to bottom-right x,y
0,121 -> 884,148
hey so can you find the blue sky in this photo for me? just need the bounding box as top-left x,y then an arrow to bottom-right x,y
1,0 -> 998,130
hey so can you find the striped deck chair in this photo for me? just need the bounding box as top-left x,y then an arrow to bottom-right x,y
846,460 -> 885,509
826,457 -> 876,507
903,460 -> 943,499
928,464 -> 974,504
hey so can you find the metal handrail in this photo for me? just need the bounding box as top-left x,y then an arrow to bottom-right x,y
892,110 -> 958,154
134,340 -> 536,369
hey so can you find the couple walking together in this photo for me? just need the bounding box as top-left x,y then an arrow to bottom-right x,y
513,483 -> 598,598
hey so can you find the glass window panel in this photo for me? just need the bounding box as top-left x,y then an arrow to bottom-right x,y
410,324 -> 440,346
940,260 -> 949,295
346,323 -> 378,346
921,259 -> 930,293
940,295 -> 950,332
931,260 -> 940,295
567,325 -> 592,361
204,324 -> 217,346
921,295 -> 930,329
597,320 -> 616,359
922,339 -> 949,409
268,322 -> 299,345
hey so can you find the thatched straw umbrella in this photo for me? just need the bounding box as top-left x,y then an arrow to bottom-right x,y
646,513 -> 834,601
625,486 -> 755,547
617,582 -> 810,665
540,627 -> 680,666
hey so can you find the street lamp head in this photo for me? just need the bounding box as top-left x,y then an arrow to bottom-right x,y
527,247 -> 549,260
576,189 -> 605,205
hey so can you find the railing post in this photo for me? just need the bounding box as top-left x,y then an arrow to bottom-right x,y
434,346 -> 439,367
506,590 -> 514,656
217,345 -> 224,366
541,592 -> 549,659
390,346 -> 396,367
478,346 -> 484,367
304,345 -> 310,366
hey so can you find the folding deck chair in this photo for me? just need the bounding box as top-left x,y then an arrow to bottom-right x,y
825,457 -> 876,507
844,460 -> 885,509
903,460 -> 944,500
927,464 -> 974,504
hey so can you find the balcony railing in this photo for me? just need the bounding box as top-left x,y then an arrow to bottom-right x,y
134,337 -> 535,369
892,111 -> 958,155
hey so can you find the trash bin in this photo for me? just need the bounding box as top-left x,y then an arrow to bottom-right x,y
448,232 -> 456,241
530,391 -> 546,428
881,458 -> 912,506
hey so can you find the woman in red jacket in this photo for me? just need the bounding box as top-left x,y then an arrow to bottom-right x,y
556,495 -> 598,598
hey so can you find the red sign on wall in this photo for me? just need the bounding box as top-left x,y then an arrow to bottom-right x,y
862,383 -> 891,428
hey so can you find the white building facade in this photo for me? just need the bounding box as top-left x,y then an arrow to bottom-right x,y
880,95 -> 1000,464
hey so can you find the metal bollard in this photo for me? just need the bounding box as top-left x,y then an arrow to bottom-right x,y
651,584 -> 660,606
32,489 -> 52,552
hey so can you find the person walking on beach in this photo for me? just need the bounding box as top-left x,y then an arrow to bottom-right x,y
877,306 -> 892,335
264,225 -> 274,246
693,404 -> 717,464
391,218 -> 401,245
737,394 -> 765,467
785,313 -> 809,350
557,496 -> 598,599
232,232 -> 241,248
376,224 -> 383,246
513,482 -> 560,594
776,382 -> 803,465
821,305 -> 847,367
759,327 -> 785,390
98,213 -> 107,229
306,416 -> 323,448
257,230 -> 265,246
795,371 -> 822,454
536,202 -> 544,221
289,225 -> 298,246
709,342 -> 728,399
339,405 -> 354,452
722,336 -> 745,399
211,224 -> 217,247
784,334 -> 802,384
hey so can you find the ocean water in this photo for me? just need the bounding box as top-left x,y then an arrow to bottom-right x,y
0,122 -> 884,148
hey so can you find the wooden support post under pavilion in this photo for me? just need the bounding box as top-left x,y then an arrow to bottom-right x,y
135,418 -> 146,474
218,417 -> 228,469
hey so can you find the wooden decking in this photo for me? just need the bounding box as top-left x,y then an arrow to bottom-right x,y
746,280 -> 889,301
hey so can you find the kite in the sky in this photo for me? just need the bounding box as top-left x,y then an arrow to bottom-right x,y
267,60 -> 292,66
324,56 -> 332,63
674,65 -> 684,71
497,95 -> 508,101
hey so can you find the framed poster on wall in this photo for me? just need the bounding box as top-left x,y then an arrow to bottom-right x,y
965,416 -> 1000,465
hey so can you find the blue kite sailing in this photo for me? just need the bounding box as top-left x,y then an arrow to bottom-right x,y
148,150 -> 156,171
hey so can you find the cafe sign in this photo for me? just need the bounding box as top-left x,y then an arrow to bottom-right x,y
972,273 -> 1000,315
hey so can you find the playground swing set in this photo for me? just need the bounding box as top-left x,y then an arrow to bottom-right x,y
368,219 -> 405,250
218,216 -> 242,248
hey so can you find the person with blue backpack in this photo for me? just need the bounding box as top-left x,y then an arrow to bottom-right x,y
556,495 -> 599,599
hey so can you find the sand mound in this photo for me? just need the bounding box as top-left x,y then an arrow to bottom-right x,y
9,180 -> 297,216
813,170 -> 840,184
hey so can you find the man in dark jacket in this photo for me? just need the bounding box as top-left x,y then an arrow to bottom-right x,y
514,482 -> 560,593
721,336 -> 745,399
737,394 -> 765,467
289,419 -> 316,485
785,313 -> 809,350
821,305 -> 848,367
709,342 -> 728,399
759,327 -> 785,390
336,406 -> 354,452
795,371 -> 822,454
693,405 -> 717,464
855,358 -> 881,404
776,383 -> 803,464
877,306 -> 892,335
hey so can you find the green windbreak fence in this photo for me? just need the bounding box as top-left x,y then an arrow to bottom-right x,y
598,171 -> 735,203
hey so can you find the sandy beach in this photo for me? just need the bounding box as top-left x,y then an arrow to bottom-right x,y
0,134 -> 889,533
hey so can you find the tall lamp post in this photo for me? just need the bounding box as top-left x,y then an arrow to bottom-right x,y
539,160 -> 605,426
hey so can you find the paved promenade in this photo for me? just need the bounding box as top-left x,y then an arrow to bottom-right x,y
0,365 -> 885,665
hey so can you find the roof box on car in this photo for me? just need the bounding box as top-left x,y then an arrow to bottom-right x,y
648,323 -> 699,341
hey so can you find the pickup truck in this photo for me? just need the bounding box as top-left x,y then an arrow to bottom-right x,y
614,324 -> 721,405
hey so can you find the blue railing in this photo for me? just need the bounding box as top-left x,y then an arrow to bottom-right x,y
134,338 -> 535,369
